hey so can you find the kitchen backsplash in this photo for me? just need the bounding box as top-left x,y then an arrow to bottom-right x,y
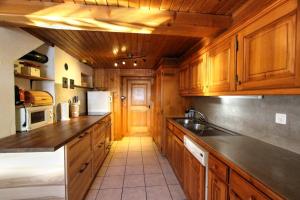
189,96 -> 300,154
55,83 -> 89,120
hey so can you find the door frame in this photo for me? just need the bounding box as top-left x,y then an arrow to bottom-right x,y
121,76 -> 154,137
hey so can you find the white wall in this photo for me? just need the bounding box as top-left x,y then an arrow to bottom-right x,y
54,47 -> 93,86
0,27 -> 43,139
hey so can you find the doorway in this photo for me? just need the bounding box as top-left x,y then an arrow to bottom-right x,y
122,77 -> 152,137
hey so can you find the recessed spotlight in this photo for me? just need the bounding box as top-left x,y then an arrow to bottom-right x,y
113,48 -> 119,55
121,46 -> 126,52
81,59 -> 88,64
133,61 -> 137,67
122,61 -> 126,65
114,62 -> 118,67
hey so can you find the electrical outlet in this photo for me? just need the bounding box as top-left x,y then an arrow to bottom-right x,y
275,113 -> 287,125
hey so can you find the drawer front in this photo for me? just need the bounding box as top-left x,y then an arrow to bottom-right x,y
67,130 -> 92,183
173,127 -> 184,141
93,139 -> 105,175
68,158 -> 93,200
167,122 -> 174,131
208,155 -> 228,183
230,171 -> 270,200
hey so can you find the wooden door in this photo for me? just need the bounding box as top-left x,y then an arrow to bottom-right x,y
208,170 -> 228,200
237,9 -> 297,91
208,37 -> 235,94
172,135 -> 184,184
184,148 -> 205,200
127,79 -> 151,135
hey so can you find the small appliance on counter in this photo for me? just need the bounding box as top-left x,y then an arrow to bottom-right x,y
87,91 -> 113,115
15,105 -> 54,132
15,90 -> 54,132
58,102 -> 70,121
70,96 -> 80,118
15,85 -> 25,105
25,91 -> 53,106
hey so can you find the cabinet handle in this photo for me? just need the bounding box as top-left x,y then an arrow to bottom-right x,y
249,196 -> 256,200
79,162 -> 89,173
211,164 -> 218,170
78,132 -> 88,139
98,142 -> 104,148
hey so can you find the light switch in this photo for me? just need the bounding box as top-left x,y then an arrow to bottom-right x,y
275,113 -> 287,125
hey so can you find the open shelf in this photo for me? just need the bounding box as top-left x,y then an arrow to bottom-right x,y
74,85 -> 94,90
14,73 -> 54,81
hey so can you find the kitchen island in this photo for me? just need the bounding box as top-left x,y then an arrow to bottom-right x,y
0,114 -> 112,200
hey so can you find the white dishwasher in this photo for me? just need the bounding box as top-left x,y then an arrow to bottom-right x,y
184,135 -> 209,200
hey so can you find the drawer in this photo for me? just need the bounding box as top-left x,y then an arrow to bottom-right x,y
167,122 -> 174,131
93,139 -> 105,175
92,123 -> 105,148
173,127 -> 184,141
208,155 -> 228,183
66,130 -> 92,183
230,171 -> 270,200
68,158 -> 93,200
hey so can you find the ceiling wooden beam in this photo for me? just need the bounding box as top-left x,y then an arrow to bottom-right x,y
0,0 -> 232,38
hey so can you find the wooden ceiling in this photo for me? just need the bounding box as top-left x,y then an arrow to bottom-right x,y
27,0 -> 246,15
25,28 -> 199,68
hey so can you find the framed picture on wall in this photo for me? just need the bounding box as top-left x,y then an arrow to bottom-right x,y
70,79 -> 75,89
62,77 -> 68,88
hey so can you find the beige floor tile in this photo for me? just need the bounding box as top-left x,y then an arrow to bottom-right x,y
125,165 -> 144,175
85,189 -> 99,200
97,166 -> 108,177
105,166 -> 125,176
126,158 -> 143,165
109,158 -> 126,166
96,189 -> 122,200
100,176 -> 124,189
122,187 -> 146,200
102,157 -> 112,167
164,171 -> 180,185
127,151 -> 142,158
161,163 -> 173,174
145,174 -> 167,186
123,174 -> 145,188
168,184 -> 187,200
146,186 -> 172,200
143,157 -> 159,165
143,164 -> 162,174
90,177 -> 104,190
112,152 -> 127,159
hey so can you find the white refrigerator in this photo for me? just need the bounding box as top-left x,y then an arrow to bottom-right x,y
87,91 -> 113,115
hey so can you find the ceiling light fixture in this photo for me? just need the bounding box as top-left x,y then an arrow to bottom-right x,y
113,48 -> 119,55
133,61 -> 137,67
121,46 -> 126,52
122,61 -> 126,65
114,62 -> 118,67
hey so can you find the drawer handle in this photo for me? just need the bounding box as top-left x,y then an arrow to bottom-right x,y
249,196 -> 256,200
98,142 -> 104,148
211,164 -> 218,170
79,162 -> 89,173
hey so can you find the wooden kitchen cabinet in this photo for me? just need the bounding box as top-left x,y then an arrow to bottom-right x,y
166,126 -> 173,161
190,54 -> 208,95
237,1 -> 298,91
172,134 -> 184,184
208,170 -> 228,200
230,171 -> 270,200
183,147 -> 205,200
207,36 -> 235,94
179,64 -> 191,95
208,155 -> 229,200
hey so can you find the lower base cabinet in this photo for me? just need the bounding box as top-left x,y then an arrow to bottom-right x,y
172,134 -> 184,184
183,148 -> 205,200
66,115 -> 111,200
208,170 -> 228,200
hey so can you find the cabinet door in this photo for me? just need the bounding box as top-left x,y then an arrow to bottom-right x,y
179,65 -> 190,95
208,37 -> 235,93
230,171 -> 270,200
166,129 -> 173,161
237,3 -> 297,91
208,170 -> 228,200
172,135 -> 184,184
190,54 -> 207,95
183,148 -> 205,200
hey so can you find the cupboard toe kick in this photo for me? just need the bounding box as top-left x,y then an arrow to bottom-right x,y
66,115 -> 112,200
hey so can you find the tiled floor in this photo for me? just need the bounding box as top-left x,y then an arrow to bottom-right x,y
85,136 -> 187,200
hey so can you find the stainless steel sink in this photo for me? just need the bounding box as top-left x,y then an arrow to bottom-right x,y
175,118 -> 193,126
193,123 -> 206,131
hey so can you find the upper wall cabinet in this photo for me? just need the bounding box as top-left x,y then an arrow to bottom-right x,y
179,64 -> 190,95
236,0 -> 298,91
190,54 -> 207,95
207,37 -> 236,94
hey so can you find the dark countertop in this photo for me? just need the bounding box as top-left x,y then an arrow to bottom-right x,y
0,113 -> 110,153
169,118 -> 300,200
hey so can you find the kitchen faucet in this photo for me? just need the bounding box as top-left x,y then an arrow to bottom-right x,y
189,109 -> 208,123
